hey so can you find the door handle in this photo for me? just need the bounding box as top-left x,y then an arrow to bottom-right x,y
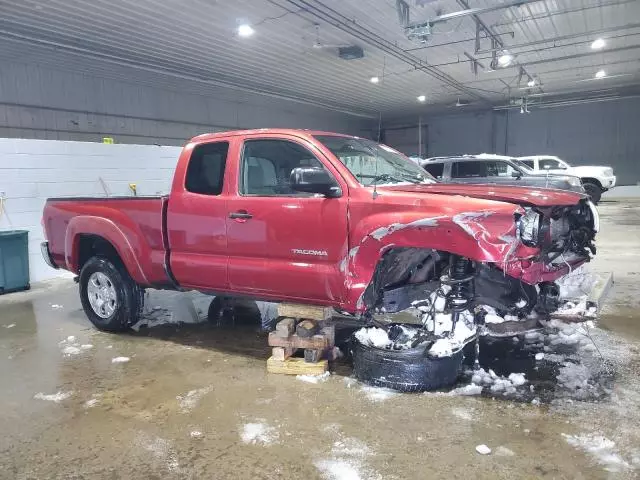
229,211 -> 253,220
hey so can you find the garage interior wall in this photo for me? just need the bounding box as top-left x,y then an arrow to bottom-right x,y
0,61 -> 374,145
384,96 -> 640,186
0,138 -> 182,282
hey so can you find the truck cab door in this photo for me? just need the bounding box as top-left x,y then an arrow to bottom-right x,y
166,141 -> 230,291
225,136 -> 348,303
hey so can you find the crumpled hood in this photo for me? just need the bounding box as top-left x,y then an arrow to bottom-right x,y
380,183 -> 586,207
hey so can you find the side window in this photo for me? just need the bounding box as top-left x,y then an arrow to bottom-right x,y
540,159 -> 561,169
520,159 -> 535,169
423,163 -> 444,179
486,161 -> 516,177
452,161 -> 487,178
185,142 -> 229,195
240,139 -> 328,196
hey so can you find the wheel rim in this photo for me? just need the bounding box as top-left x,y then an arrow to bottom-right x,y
87,272 -> 118,318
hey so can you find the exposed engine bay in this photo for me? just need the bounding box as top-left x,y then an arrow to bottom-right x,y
360,199 -> 599,349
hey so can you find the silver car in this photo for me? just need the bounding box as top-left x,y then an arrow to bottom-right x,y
421,154 -> 584,194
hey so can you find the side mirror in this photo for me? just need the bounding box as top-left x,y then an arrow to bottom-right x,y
290,167 -> 341,197
511,170 -> 522,179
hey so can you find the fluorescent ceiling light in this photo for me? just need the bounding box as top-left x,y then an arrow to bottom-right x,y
527,79 -> 536,87
237,24 -> 255,37
370,76 -> 380,84
498,53 -> 513,67
591,38 -> 605,50
595,69 -> 606,79
417,95 -> 426,102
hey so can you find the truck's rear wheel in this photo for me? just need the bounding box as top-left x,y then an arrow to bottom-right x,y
582,182 -> 602,204
79,256 -> 143,332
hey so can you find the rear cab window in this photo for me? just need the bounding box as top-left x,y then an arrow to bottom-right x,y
185,142 -> 229,195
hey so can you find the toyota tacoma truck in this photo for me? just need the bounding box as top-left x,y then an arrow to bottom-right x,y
41,129 -> 599,333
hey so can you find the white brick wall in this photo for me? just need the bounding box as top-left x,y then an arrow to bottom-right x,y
0,138 -> 181,283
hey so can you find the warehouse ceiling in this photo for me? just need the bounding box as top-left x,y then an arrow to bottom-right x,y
0,0 -> 639,118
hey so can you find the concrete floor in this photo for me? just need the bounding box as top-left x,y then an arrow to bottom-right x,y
1,200 -> 640,480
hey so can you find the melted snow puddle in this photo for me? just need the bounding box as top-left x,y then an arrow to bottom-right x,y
135,432 -> 182,473
59,336 -> 93,357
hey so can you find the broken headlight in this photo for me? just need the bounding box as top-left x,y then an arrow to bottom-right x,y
517,209 -> 542,247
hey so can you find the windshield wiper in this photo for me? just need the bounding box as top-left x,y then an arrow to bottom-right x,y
358,173 -> 408,185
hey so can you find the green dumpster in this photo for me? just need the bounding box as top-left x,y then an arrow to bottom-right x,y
0,230 -> 30,295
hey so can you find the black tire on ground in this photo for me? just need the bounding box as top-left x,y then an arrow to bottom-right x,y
79,256 -> 144,332
351,334 -> 465,392
582,182 -> 602,204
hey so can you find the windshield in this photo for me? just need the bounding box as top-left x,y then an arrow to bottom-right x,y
512,159 -> 535,173
315,135 -> 435,186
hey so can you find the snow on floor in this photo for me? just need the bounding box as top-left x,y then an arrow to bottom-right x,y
562,433 -> 630,472
297,371 -> 331,384
176,386 -> 213,413
315,432 -> 380,480
34,391 -> 73,403
135,432 -> 182,473
360,385 -> 400,402
111,356 -> 130,364
240,421 -> 279,446
470,368 -> 529,396
58,335 -> 95,357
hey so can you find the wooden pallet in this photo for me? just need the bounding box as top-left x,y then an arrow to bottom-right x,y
266,307 -> 336,375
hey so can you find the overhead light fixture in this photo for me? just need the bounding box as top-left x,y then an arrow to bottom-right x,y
237,24 -> 255,38
370,76 -> 380,84
527,78 -> 536,87
591,38 -> 605,50
417,95 -> 426,102
497,52 -> 513,67
595,69 -> 606,79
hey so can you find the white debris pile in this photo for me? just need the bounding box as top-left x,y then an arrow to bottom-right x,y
556,265 -> 595,300
428,316 -> 476,358
297,371 -> 331,384
471,368 -> 528,394
59,336 -> 93,357
545,319 -> 595,348
240,421 -> 279,446
562,433 -> 630,473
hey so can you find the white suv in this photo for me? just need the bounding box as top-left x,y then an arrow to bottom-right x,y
518,155 -> 616,203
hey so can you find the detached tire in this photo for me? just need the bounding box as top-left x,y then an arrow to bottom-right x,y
582,182 -> 602,204
79,256 -> 144,332
351,336 -> 464,392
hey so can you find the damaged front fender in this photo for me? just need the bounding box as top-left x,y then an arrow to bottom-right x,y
341,207 -> 537,313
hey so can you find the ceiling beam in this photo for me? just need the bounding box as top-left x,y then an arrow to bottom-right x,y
476,22 -> 640,54
407,0 -> 541,28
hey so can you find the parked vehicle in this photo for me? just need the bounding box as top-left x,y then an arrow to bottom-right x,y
518,155 -> 616,203
420,154 -> 585,194
41,130 -> 597,338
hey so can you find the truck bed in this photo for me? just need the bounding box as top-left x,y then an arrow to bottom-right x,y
43,196 -> 170,286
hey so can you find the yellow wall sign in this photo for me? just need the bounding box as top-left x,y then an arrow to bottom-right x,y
102,137 -> 114,144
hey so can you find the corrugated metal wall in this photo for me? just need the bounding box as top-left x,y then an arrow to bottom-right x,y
0,62 -> 373,145
385,97 -> 640,185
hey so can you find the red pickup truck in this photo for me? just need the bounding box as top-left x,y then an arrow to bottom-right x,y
41,129 -> 598,332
